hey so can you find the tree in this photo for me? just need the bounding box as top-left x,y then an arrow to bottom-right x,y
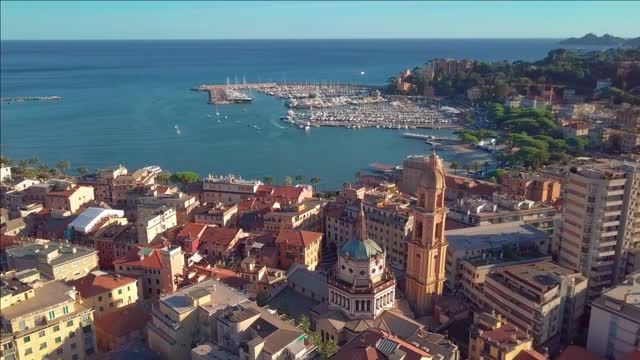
156,171 -> 171,184
318,340 -> 338,359
283,176 -> 293,186
297,315 -> 311,334
56,160 -> 70,176
566,136 -> 589,151
256,292 -> 269,307
170,172 -> 200,188
76,166 -> 88,176
0,155 -> 13,167
263,176 -> 275,185
295,175 -> 305,184
485,169 -> 507,183
310,176 -> 320,190
469,161 -> 481,174
450,161 -> 460,175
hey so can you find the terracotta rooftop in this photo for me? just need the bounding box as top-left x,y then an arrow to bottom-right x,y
94,304 -> 150,338
513,349 -> 548,360
114,246 -> 163,269
256,185 -> 305,202
275,229 -> 322,248
177,223 -> 209,239
556,346 -> 606,360
480,323 -> 530,349
332,328 -> 431,360
69,271 -> 137,299
200,226 -> 242,246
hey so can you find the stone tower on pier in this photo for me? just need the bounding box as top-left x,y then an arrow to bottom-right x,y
404,148 -> 448,316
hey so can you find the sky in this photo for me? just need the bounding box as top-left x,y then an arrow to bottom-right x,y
1,1 -> 638,40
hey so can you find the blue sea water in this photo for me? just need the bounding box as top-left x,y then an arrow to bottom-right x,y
1,39 -> 563,190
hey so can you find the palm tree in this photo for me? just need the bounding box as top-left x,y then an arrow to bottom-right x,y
463,163 -> 472,176
297,315 -> 311,334
283,176 -> 293,186
310,176 -> 320,191
450,161 -> 460,175
263,176 -> 275,185
355,170 -> 362,182
470,161 -> 481,175
57,160 -> 70,176
295,175 -> 305,184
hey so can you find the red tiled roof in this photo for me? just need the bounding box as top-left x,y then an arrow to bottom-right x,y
238,197 -> 279,213
275,229 -> 322,248
332,328 -> 431,360
481,323 -> 530,346
0,234 -> 20,249
256,185 -> 305,202
556,346 -> 606,360
190,265 -> 246,290
200,226 -> 241,246
94,304 -> 150,338
513,349 -> 548,360
114,247 -> 163,269
177,223 -> 209,239
69,272 -> 137,299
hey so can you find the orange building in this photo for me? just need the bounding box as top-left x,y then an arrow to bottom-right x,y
405,149 -> 448,316
500,172 -> 561,205
274,229 -> 323,271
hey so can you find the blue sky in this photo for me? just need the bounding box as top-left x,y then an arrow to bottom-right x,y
1,1 -> 638,40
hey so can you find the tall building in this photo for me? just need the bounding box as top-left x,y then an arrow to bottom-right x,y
557,161 -> 640,297
587,271 -> 640,360
405,150 -> 448,316
0,270 -> 97,360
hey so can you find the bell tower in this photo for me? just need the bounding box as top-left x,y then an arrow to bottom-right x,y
405,149 -> 448,316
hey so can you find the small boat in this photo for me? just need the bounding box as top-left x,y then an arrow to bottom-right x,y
224,115 -> 228,119
176,129 -> 182,135
174,125 -> 179,129
242,109 -> 248,112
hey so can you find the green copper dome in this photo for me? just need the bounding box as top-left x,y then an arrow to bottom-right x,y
339,238 -> 383,261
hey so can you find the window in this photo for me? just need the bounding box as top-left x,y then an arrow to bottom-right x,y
118,289 -> 123,295
109,303 -> 114,308
67,320 -> 74,327
56,349 -> 64,355
69,331 -> 75,338
40,342 -> 47,350
72,261 -> 79,267
72,354 -> 79,360
70,343 -> 77,350
98,296 -> 103,301
23,336 -> 31,343
99,306 -> 104,312
48,310 -> 56,320
55,337 -> 62,344
38,330 -> 46,337
108,292 -> 112,298
53,325 -> 60,332
25,348 -> 33,355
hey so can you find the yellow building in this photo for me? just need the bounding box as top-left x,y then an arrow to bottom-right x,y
5,241 -> 98,282
0,269 -> 97,360
68,271 -> 139,318
263,200 -> 324,232
468,312 -> 544,360
405,150 -> 448,316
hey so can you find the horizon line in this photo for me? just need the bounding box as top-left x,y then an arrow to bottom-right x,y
0,37 -> 572,41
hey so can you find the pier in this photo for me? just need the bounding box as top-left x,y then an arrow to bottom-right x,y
1,96 -> 61,103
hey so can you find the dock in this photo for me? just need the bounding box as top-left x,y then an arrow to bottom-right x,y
1,96 -> 61,103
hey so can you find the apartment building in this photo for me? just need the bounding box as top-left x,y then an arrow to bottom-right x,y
201,175 -> 261,205
112,166 -> 161,206
132,185 -> 199,224
68,270 -> 138,318
275,229 -> 323,271
263,200 -> 324,232
587,272 -> 640,360
237,257 -> 286,296
468,312 -> 544,360
445,222 -> 549,292
255,184 -> 313,205
44,183 -> 95,216
557,161 -> 640,297
0,270 -> 97,360
114,245 -> 184,300
483,261 -> 587,349
135,206 -> 177,246
146,279 -> 249,359
193,202 -> 238,227
501,172 -> 562,205
5,242 -> 98,281
199,226 -> 244,260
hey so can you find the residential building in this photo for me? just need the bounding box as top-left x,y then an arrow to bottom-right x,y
44,183 -> 95,215
65,207 -> 127,244
263,200 -> 324,232
93,224 -> 134,270
175,222 -> 210,254
587,271 -> 640,360
112,166 -> 161,205
445,174 -> 499,201
135,206 -> 177,246
193,202 -> 238,227
1,217 -> 26,236
201,174 -> 261,205
237,257 -> 286,296
146,279 -> 249,360
501,172 -> 562,205
521,96 -> 549,110
94,304 -> 150,353
255,184 -> 313,206
135,187 -> 199,225
557,161 -> 640,297
445,222 -> 550,292
397,68 -> 412,93
274,229 -> 322,271
0,166 -> 11,182
561,121 -> 591,138
468,312 -> 544,360
68,270 -> 139,318
616,105 -> 640,130
603,128 -> 640,153
331,328 -> 433,360
5,241 -> 98,281
114,245 -> 184,300
467,86 -> 482,102
199,226 -> 244,260
0,270 -> 97,360
405,151 -> 448,316
483,261 -> 588,349
324,203 -> 358,250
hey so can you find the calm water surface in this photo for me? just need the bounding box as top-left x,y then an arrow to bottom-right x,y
1,39 -> 563,189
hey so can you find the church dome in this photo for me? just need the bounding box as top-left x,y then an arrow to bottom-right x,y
339,238 -> 383,261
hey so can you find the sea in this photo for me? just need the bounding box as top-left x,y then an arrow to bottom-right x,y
1,39 -> 565,190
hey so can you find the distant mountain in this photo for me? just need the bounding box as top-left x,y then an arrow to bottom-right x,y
623,37 -> 640,48
560,33 -> 625,46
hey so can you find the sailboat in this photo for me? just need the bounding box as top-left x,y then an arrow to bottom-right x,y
215,104 -> 220,116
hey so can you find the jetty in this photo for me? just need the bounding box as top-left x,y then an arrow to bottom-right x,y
1,96 -> 61,103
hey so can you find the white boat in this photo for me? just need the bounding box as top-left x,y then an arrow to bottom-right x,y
176,129 -> 182,135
